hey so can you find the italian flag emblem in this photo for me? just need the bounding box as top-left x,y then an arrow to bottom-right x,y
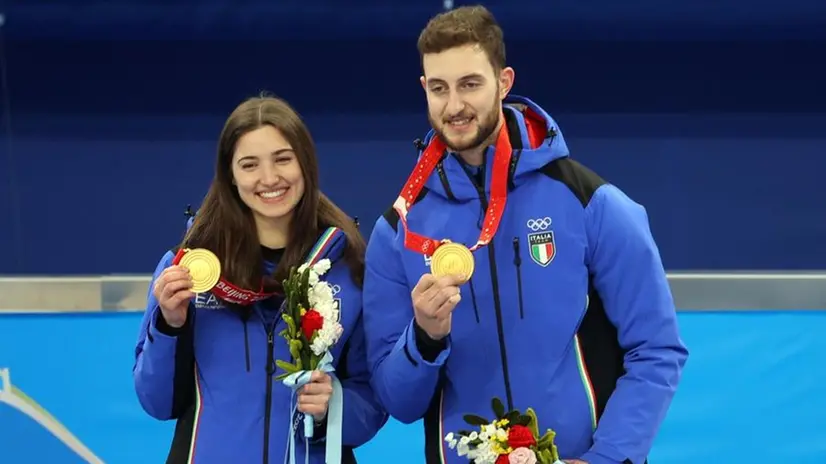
528,231 -> 556,266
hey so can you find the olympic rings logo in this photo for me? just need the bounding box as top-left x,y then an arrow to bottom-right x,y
526,217 -> 552,231
330,284 -> 342,296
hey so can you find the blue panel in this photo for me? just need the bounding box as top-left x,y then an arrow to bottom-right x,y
5,39 -> 825,114
0,138 -> 18,270
2,2 -> 824,274
4,0 -> 826,40
0,311 -> 824,463
1,112 -> 824,274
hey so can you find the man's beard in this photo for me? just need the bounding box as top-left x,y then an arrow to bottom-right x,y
429,97 -> 500,153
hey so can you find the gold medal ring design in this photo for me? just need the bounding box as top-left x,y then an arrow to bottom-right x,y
430,242 -> 475,283
178,248 -> 221,293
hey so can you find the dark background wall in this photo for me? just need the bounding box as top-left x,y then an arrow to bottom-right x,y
1,0 -> 825,274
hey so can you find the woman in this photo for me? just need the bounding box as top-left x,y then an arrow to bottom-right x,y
132,96 -> 387,463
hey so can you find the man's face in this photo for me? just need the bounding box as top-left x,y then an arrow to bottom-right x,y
421,44 -> 512,153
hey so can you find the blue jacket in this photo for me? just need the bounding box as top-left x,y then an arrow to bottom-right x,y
363,96 -> 688,464
133,228 -> 387,464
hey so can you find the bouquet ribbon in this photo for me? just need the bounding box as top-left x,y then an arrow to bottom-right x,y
282,351 -> 343,464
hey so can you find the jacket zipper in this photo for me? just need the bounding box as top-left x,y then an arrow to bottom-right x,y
243,320 -> 252,372
470,173 -> 515,412
512,237 -> 525,319
263,327 -> 275,464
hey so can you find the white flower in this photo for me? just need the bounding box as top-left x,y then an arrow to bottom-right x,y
482,423 -> 498,437
309,320 -> 343,355
443,427 -> 504,464
444,433 -> 457,449
313,297 -> 336,321
307,271 -> 320,287
308,282 -> 334,308
456,440 -> 471,457
312,259 -> 331,276
465,440 -> 498,464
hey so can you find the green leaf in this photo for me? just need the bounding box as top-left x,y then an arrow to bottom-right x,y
526,408 -> 540,438
273,372 -> 291,381
275,360 -> 300,374
462,414 -> 490,427
282,314 -> 298,337
298,333 -> 312,369
538,449 -> 553,464
537,429 -> 557,450
512,414 -> 531,426
491,397 -> 506,419
289,340 -> 303,362
505,410 -> 520,424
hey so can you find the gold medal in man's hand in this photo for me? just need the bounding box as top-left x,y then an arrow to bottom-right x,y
430,241 -> 475,284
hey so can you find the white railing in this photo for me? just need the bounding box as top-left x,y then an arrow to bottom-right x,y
1,272 -> 825,313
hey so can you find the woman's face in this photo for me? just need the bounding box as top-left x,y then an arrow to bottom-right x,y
230,125 -> 305,226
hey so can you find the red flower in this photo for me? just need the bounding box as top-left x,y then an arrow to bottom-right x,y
507,425 -> 536,449
495,455 -> 510,464
301,309 -> 324,339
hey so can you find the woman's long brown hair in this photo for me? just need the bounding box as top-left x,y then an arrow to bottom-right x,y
179,96 -> 365,292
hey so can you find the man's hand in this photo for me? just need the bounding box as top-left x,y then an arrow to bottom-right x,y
563,460 -> 588,464
297,371 -> 333,422
411,273 -> 465,340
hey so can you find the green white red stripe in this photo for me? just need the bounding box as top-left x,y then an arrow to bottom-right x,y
305,227 -> 342,266
530,241 -> 554,264
188,364 -> 203,463
574,334 -> 598,430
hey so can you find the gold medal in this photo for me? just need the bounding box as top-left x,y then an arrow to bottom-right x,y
178,248 -> 221,293
430,242 -> 475,283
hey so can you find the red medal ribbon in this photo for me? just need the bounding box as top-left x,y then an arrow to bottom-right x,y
171,226 -> 344,306
392,119 -> 513,256
172,248 -> 277,306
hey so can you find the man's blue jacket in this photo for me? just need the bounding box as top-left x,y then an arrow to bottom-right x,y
362,95 -> 688,464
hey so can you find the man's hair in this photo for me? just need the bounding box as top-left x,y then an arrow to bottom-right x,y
417,5 -> 506,71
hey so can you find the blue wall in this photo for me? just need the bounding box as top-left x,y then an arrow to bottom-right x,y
0,311 -> 824,463
2,113 -> 824,274
6,0 -> 826,41
2,0 -> 825,274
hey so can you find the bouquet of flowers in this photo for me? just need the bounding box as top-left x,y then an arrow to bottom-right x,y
274,258 -> 345,464
274,258 -> 343,379
444,398 -> 563,464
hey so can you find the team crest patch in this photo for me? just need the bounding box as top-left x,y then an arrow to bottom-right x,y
526,217 -> 555,267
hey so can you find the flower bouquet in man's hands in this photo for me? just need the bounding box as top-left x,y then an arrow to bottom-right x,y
444,397 -> 564,464
274,258 -> 345,464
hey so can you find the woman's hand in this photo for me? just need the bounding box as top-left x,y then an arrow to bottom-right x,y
153,265 -> 193,328
297,371 -> 333,422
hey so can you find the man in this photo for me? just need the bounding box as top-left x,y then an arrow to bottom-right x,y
362,5 -> 688,464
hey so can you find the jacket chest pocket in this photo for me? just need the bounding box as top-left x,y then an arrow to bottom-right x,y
510,228 -> 590,361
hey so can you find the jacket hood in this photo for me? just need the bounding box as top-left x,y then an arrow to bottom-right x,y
419,95 -> 570,202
